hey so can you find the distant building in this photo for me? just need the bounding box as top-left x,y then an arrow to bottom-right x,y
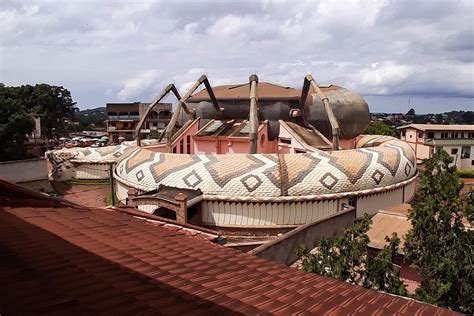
398,124 -> 474,170
106,102 -> 171,143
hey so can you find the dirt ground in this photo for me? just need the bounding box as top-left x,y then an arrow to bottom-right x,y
51,181 -> 111,208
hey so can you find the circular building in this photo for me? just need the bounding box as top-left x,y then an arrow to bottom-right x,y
114,135 -> 417,229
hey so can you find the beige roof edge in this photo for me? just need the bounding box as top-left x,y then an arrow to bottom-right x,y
397,124 -> 474,131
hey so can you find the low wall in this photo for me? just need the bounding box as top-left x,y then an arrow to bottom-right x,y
249,207 -> 356,266
0,158 -> 51,192
0,158 -> 48,182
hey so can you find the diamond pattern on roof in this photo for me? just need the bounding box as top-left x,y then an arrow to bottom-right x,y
204,155 -> 266,188
319,172 -> 338,189
183,170 -> 203,188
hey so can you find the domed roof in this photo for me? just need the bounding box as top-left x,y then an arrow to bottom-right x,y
114,136 -> 416,200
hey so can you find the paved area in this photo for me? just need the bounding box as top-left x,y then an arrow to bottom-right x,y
52,181 -> 110,208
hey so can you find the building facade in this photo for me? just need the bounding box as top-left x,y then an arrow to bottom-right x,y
106,102 -> 171,143
398,124 -> 474,170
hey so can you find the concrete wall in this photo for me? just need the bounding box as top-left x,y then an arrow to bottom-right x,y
0,158 -> 48,182
249,208 -> 356,266
356,181 -> 415,217
0,158 -> 51,192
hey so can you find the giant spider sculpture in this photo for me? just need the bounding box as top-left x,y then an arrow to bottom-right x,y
135,74 -> 370,153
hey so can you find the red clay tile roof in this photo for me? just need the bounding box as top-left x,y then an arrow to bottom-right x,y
0,180 -> 459,315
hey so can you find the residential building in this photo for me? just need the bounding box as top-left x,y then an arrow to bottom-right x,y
106,102 -> 171,143
398,124 -> 474,170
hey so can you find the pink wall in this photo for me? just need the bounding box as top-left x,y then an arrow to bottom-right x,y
146,144 -> 167,153
339,138 -> 356,149
226,140 -> 249,154
171,119 -> 200,154
194,138 -> 219,154
257,123 -> 278,154
194,122 -> 274,154
278,123 -> 311,153
145,120 -> 357,155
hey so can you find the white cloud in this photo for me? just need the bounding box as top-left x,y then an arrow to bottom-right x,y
358,62 -> 413,94
117,70 -> 160,101
0,0 -> 472,112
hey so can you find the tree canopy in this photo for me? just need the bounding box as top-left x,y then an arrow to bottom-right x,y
404,150 -> 473,313
297,151 -> 473,312
364,121 -> 399,137
0,83 -> 76,161
297,214 -> 407,296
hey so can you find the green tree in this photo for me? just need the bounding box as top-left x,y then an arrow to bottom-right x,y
24,84 -> 77,137
0,87 -> 34,161
404,150 -> 474,313
0,84 -> 76,161
364,121 -> 399,137
297,214 -> 407,296
461,111 -> 474,124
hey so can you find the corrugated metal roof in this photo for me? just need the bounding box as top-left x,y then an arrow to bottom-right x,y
205,120 -> 225,133
0,180 -> 460,315
238,122 -> 250,134
282,121 -> 332,149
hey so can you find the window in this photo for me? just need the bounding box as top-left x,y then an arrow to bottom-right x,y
401,130 -> 406,137
348,197 -> 357,209
451,148 -> 458,155
472,160 -> 474,166
418,132 -> 424,139
279,137 -> 291,145
172,146 -> 177,153
186,135 -> 191,154
295,149 -> 306,153
179,139 -> 184,153
461,146 -> 471,159
427,132 -> 434,139
435,146 -> 443,153
260,134 -> 265,146
153,207 -> 176,220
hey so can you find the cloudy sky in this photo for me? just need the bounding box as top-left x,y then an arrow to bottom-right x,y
1,0 -> 473,113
